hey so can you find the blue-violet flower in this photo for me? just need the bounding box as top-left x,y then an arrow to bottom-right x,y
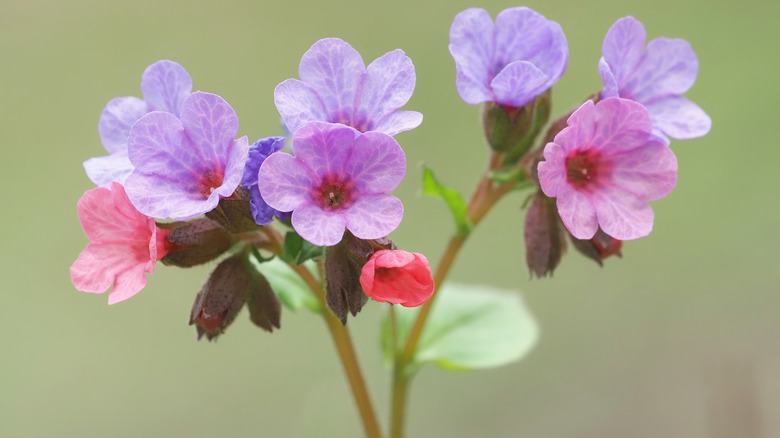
241,136 -> 287,225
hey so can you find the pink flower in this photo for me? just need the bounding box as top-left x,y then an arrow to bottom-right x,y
537,98 -> 677,240
359,250 -> 434,307
70,182 -> 171,304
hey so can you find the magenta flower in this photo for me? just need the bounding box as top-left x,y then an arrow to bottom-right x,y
84,60 -> 192,187
124,92 -> 249,220
70,182 -> 171,305
258,122 -> 405,246
599,16 -> 711,141
537,98 -> 678,240
449,7 -> 568,107
274,38 -> 422,136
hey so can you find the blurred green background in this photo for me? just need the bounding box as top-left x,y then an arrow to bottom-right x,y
2,0 -> 777,436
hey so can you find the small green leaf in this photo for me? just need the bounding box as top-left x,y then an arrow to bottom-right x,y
249,256 -> 322,313
421,165 -> 472,235
280,231 -> 324,264
382,283 -> 538,372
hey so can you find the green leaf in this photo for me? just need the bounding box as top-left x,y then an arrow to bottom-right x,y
249,256 -> 322,313
382,283 -> 538,372
280,231 -> 324,264
421,165 -> 472,235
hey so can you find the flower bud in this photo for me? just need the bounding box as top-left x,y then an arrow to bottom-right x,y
324,239 -> 369,325
158,218 -> 233,268
359,250 -> 434,307
245,270 -> 282,333
189,256 -> 250,341
482,90 -> 550,166
524,194 -> 566,278
205,186 -> 260,233
569,228 -> 622,266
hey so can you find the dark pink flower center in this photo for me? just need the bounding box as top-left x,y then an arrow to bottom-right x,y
565,150 -> 600,189
313,173 -> 354,211
197,170 -> 224,198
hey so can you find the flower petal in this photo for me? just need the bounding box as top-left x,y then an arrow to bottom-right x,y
298,38 -> 365,125
98,97 -> 148,153
601,16 -> 646,86
591,185 -> 654,240
626,38 -> 699,103
610,138 -> 678,201
556,184 -> 598,240
291,203 -> 347,246
344,195 -> 403,240
598,58 -> 619,99
215,136 -> 249,199
179,92 -> 240,168
371,111 -> 423,136
449,8 -> 495,104
83,151 -> 134,188
274,79 -> 329,135
242,137 -> 287,225
590,98 -> 652,152
490,60 -> 550,107
357,49 -> 417,132
291,122 -> 358,179
644,95 -> 711,140
107,263 -> 150,305
76,184 -> 147,243
258,151 -> 314,212
553,100 -> 597,151
494,7 -> 567,84
140,60 -> 192,115
347,131 -> 406,193
537,142 -> 567,197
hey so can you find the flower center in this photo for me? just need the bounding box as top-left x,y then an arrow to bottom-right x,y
565,150 -> 600,189
313,173 -> 354,211
197,170 -> 224,198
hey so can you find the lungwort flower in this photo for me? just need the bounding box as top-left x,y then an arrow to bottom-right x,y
360,250 -> 435,307
84,60 -> 192,187
241,136 -> 287,225
274,38 -> 422,136
70,182 -> 171,304
258,122 -> 406,246
537,98 -> 678,240
449,7 -> 568,107
124,92 -> 249,220
599,16 -> 711,140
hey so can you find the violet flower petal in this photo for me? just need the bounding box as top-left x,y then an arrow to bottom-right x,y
371,111 -> 424,137
449,8 -> 495,104
291,122 -> 358,179
601,16 -> 646,86
627,38 -> 699,103
598,58 -> 620,99
298,38 -> 365,126
490,60 -> 550,107
348,131 -> 406,193
291,204 -> 347,247
83,151 -> 134,188
140,60 -> 192,115
274,79 -> 329,135
257,151 -> 315,212
358,49 -> 417,131
344,195 -> 404,240
644,96 -> 712,140
242,136 -> 287,225
98,97 -> 148,154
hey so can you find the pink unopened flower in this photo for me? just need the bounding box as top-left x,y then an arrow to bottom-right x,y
359,250 -> 434,307
70,182 -> 171,304
537,98 -> 678,240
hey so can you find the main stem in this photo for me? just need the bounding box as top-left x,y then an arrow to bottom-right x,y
390,154 -> 516,438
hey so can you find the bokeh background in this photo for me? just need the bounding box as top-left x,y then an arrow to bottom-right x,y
2,0 -> 777,436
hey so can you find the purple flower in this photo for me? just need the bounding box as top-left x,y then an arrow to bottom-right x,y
241,136 -> 287,225
258,122 -> 405,246
274,38 -> 422,136
124,92 -> 249,220
537,98 -> 678,240
84,60 -> 192,187
449,7 -> 568,107
599,16 -> 711,141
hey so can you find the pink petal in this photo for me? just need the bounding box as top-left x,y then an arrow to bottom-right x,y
291,122 -> 358,179
347,131 -> 406,193
537,142 -> 567,197
291,203 -> 347,246
556,185 -> 598,240
274,79 -> 329,135
590,185 -> 654,240
343,195 -> 403,240
610,138 -> 678,201
553,100 -> 597,150
590,98 -> 653,152
449,8 -> 495,104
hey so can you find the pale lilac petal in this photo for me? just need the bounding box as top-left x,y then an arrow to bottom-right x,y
556,185 -> 598,239
140,60 -> 192,115
598,58 -> 619,99
83,151 -> 134,187
179,92 -> 240,167
98,97 -> 148,153
358,49 -> 416,131
610,138 -> 677,201
258,151 -> 316,212
274,79 -> 328,134
590,98 -> 652,152
490,61 -> 550,107
645,95 -> 711,139
591,185 -> 654,240
449,8 -> 495,104
291,204 -> 347,246
494,7 -> 567,82
344,195 -> 404,240
537,142 -> 567,197
371,111 -> 423,136
216,136 -> 249,199
625,38 -> 699,103
298,38 -> 365,125
347,132 -> 406,193
291,122 -> 358,179
601,16 -> 646,86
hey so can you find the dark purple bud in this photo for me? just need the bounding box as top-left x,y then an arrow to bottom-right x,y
246,271 -> 282,333
189,256 -> 250,341
569,227 -> 623,267
524,193 -> 566,278
205,186 -> 260,233
324,237 -> 370,325
158,218 -> 233,268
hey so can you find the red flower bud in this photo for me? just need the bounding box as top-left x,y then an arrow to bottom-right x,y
359,250 -> 434,307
